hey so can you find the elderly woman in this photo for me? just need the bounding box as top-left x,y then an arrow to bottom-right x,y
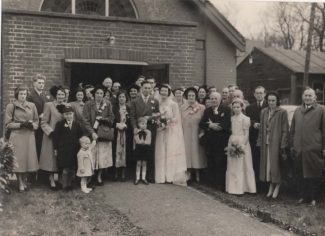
112,90 -> 132,181
257,92 -> 289,199
5,85 -> 39,192
181,87 -> 206,182
39,86 -> 68,190
83,85 -> 115,185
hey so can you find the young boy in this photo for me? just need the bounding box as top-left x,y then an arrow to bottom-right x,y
53,105 -> 83,191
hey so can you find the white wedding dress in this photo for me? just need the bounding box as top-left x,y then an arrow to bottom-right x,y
155,98 -> 187,186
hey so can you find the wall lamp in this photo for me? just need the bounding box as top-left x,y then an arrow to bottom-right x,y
249,54 -> 253,64
106,33 -> 116,45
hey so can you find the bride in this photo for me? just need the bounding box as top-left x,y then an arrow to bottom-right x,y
155,84 -> 187,185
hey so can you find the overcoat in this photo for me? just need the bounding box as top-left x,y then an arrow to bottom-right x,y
290,103 -> 325,178
53,120 -> 83,170
82,100 -> 114,136
5,101 -> 39,172
257,107 -> 289,183
39,101 -> 67,172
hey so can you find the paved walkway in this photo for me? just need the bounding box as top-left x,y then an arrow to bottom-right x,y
97,182 -> 293,236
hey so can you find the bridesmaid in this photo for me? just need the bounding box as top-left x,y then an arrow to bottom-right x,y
257,92 -> 289,199
174,88 -> 186,108
181,87 -> 206,182
197,86 -> 208,105
226,99 -> 256,195
39,86 -> 68,190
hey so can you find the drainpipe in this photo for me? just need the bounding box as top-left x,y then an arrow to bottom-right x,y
0,4 -> 3,135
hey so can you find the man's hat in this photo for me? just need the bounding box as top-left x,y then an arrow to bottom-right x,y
62,105 -> 74,113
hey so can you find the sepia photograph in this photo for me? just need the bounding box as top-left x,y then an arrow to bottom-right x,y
0,0 -> 325,235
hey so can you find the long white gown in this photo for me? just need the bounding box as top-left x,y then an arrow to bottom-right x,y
155,98 -> 187,186
226,113 -> 256,194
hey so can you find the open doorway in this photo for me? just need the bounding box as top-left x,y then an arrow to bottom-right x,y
70,63 -> 143,90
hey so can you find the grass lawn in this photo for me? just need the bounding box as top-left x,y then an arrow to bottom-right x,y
0,184 -> 146,236
193,183 -> 325,236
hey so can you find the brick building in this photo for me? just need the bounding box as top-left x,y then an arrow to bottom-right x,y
1,0 -> 245,128
237,46 -> 325,105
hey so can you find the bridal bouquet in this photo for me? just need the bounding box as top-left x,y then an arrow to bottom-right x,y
151,111 -> 168,129
228,143 -> 245,159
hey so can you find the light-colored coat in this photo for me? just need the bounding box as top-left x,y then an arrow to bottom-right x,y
39,101 -> 67,172
5,101 -> 39,172
180,101 -> 206,169
257,107 -> 289,183
77,142 -> 96,177
290,103 -> 325,178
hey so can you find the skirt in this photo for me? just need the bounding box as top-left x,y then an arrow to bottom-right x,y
93,141 -> 113,169
134,144 -> 151,161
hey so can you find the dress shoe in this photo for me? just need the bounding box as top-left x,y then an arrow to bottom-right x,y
142,179 -> 149,185
296,198 -> 305,205
134,179 -> 140,185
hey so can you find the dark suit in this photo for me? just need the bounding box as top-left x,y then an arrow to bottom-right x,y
27,89 -> 47,159
130,95 -> 159,182
199,105 -> 231,189
246,100 -> 267,181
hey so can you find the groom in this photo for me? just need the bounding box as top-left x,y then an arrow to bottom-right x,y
130,80 -> 160,183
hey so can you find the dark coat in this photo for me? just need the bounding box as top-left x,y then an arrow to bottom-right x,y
53,120 -> 83,170
27,88 -> 47,116
130,95 -> 160,130
290,103 -> 325,178
257,107 -> 289,183
246,100 -> 267,144
82,100 -> 115,137
199,105 -> 231,155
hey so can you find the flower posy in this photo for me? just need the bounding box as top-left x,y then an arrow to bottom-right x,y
228,143 -> 245,158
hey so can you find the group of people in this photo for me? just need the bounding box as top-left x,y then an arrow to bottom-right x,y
4,74 -> 325,206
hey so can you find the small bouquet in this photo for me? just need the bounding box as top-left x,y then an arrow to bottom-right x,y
228,143 -> 245,159
151,111 -> 168,130
0,138 -> 17,194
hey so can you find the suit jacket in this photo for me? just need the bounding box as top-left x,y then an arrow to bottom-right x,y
246,100 -> 267,143
199,105 -> 231,152
27,89 -> 47,117
53,119 -> 84,169
130,95 -> 159,129
82,100 -> 114,136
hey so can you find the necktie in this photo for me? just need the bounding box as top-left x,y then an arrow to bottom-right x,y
138,130 -> 147,140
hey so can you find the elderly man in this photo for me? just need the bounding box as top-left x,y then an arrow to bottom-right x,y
199,92 -> 231,190
232,89 -> 249,108
246,86 -> 267,185
102,77 -> 113,91
290,88 -> 325,206
221,87 -> 229,106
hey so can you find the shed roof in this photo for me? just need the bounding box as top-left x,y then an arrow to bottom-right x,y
239,46 -> 325,74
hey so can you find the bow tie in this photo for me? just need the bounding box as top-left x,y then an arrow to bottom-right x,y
138,130 -> 147,140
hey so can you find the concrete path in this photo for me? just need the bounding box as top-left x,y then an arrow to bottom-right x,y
97,182 -> 293,236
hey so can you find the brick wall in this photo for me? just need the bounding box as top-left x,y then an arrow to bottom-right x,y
2,10 -> 197,107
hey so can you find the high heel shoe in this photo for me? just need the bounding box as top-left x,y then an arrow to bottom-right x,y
272,184 -> 280,199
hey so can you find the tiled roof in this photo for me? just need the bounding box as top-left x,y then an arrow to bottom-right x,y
255,46 -> 325,74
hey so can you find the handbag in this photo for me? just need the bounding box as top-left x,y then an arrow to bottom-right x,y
4,104 -> 16,141
97,124 -> 114,141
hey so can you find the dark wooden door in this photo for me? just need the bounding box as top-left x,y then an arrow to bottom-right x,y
143,64 -> 169,84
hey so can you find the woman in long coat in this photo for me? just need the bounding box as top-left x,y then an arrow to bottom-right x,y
180,87 -> 206,182
39,86 -> 68,190
83,85 -> 115,185
5,85 -> 39,192
257,92 -> 289,199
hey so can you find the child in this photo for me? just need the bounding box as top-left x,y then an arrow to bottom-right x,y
77,136 -> 96,193
133,117 -> 152,185
53,105 -> 83,191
